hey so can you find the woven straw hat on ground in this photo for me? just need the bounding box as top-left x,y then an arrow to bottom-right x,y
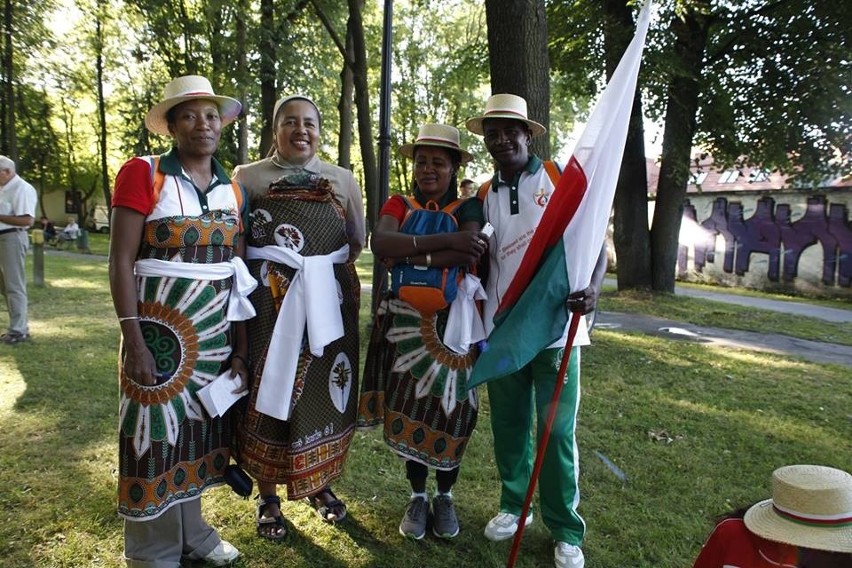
145,75 -> 241,137
399,123 -> 473,164
465,93 -> 546,138
743,464 -> 852,553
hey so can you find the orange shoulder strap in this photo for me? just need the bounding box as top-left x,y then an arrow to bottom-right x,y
544,161 -> 562,186
150,156 -> 165,210
477,180 -> 491,201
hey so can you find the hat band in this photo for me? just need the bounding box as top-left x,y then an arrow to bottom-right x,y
179,90 -> 216,97
773,503 -> 852,527
485,108 -> 529,121
416,136 -> 460,150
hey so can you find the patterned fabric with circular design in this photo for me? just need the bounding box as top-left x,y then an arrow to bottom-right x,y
358,295 -> 479,471
117,211 -> 239,520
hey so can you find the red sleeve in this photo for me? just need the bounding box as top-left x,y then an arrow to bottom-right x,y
692,519 -> 741,568
379,194 -> 407,223
112,158 -> 154,215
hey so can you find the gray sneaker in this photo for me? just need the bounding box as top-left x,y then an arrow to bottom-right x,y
399,496 -> 429,539
431,494 -> 459,539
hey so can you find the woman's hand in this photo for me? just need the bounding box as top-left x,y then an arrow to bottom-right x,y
122,342 -> 159,386
229,355 -> 249,395
454,230 -> 489,258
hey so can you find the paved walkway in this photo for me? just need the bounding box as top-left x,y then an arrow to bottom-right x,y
599,278 -> 852,367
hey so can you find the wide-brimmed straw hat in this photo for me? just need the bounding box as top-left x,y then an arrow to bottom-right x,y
145,75 -> 242,136
743,464 -> 852,553
465,93 -> 546,138
399,123 -> 473,164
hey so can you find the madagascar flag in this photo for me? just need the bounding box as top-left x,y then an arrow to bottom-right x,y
469,0 -> 652,388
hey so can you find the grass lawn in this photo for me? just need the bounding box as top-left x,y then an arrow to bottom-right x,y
1,254 -> 850,567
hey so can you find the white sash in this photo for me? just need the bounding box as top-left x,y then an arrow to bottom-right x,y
247,244 -> 349,421
134,257 -> 257,321
443,273 -> 487,355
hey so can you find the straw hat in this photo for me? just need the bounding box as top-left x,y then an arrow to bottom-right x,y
465,93 -> 546,138
399,123 -> 473,164
743,464 -> 852,553
145,75 -> 242,136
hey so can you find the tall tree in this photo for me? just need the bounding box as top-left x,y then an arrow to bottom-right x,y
95,0 -> 111,217
484,0 -> 551,158
603,0 -> 652,290
2,0 -> 15,159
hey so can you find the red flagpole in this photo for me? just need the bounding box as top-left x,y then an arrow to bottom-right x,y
506,309 -> 583,568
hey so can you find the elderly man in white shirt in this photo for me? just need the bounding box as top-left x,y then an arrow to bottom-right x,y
0,155 -> 37,344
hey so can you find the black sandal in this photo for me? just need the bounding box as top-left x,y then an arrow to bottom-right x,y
256,495 -> 287,540
306,487 -> 347,523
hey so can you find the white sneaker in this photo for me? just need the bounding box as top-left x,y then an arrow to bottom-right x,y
203,540 -> 240,566
554,541 -> 584,568
483,511 -> 533,542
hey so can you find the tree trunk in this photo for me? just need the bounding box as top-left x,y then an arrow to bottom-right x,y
95,2 -> 111,216
3,0 -> 16,160
604,0 -> 651,290
347,0 -> 377,232
235,0 -> 248,164
484,0 -> 550,159
258,0 -> 277,157
337,21 -> 354,170
651,7 -> 710,292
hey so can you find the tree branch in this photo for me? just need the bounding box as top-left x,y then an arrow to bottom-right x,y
310,0 -> 354,68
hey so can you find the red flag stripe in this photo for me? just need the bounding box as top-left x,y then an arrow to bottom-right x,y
496,156 -> 588,316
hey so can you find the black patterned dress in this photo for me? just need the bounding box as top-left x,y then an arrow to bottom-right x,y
235,174 -> 360,499
118,211 -> 240,520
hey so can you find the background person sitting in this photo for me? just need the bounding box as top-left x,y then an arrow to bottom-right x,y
692,464 -> 852,568
40,216 -> 56,243
57,217 -> 79,247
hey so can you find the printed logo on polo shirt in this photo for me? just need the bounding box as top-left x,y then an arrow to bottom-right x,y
534,186 -> 550,207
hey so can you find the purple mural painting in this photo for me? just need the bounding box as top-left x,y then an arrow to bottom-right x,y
683,195 -> 852,288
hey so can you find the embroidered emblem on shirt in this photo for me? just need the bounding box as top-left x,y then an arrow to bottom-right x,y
534,187 -> 550,207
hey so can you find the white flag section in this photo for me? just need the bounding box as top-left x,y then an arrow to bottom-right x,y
470,0 -> 653,388
564,0 -> 653,294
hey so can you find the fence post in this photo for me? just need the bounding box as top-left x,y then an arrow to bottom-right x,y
31,229 -> 45,287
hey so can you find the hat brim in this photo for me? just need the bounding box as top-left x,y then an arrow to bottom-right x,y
145,95 -> 242,137
465,114 -> 546,138
399,141 -> 474,165
744,499 -> 852,553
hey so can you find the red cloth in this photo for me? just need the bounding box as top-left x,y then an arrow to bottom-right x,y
112,158 -> 153,215
380,194 -> 407,223
692,518 -> 799,568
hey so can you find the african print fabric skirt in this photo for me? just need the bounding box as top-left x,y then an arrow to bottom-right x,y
358,296 -> 479,471
118,212 -> 240,520
236,175 -> 360,499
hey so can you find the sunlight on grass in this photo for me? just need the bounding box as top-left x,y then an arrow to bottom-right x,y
0,364 -> 25,411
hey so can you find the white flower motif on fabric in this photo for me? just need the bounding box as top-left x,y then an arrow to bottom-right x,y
273,223 -> 305,252
328,352 -> 353,413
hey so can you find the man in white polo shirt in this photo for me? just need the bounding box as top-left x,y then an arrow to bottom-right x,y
467,94 -> 600,568
0,155 -> 37,344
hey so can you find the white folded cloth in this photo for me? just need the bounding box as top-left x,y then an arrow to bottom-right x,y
247,244 -> 349,421
443,273 -> 487,355
134,257 -> 257,321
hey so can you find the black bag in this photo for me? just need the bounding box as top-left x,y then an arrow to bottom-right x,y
224,464 -> 253,499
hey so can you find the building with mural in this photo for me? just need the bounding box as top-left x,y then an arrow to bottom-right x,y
647,155 -> 852,298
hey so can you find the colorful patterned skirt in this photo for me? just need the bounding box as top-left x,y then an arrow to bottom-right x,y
236,181 -> 360,499
358,296 -> 479,471
118,214 -> 239,520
